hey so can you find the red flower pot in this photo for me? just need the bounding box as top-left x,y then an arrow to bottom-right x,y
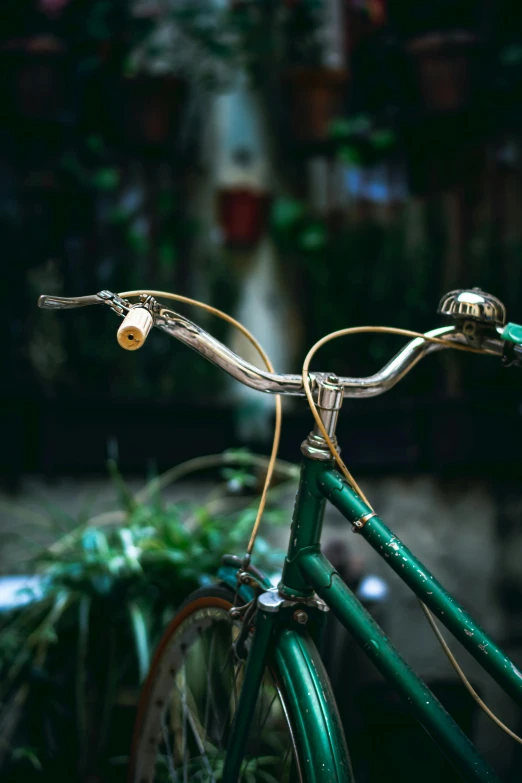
0,36 -> 66,121
286,67 -> 348,144
407,31 -> 479,114
217,189 -> 271,248
124,76 -> 186,146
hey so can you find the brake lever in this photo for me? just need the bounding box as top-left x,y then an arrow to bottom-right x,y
38,290 -> 131,316
501,342 -> 522,369
500,322 -> 522,368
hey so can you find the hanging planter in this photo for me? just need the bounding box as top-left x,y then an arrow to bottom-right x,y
344,1 -> 386,56
406,31 -> 479,114
0,36 -> 67,122
285,66 -> 348,145
123,75 -> 186,147
217,188 -> 271,249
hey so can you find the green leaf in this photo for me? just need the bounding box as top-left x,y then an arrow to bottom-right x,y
299,222 -> 327,251
81,528 -> 110,558
76,596 -> 90,767
501,45 -> 522,67
86,135 -> 105,156
339,145 -> 362,165
370,129 -> 396,150
109,206 -> 131,224
92,168 -> 120,192
330,115 -> 371,138
126,228 -> 150,256
159,240 -> 177,270
271,197 -> 305,231
107,459 -> 137,514
128,602 -> 150,683
11,747 -> 42,771
157,192 -> 176,216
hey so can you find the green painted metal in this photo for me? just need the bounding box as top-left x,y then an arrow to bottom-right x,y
217,565 -> 255,602
275,627 -> 354,782
221,605 -> 276,782
300,551 -> 501,783
318,469 -> 522,708
502,321 -> 522,345
280,457 -> 334,597
217,575 -> 352,782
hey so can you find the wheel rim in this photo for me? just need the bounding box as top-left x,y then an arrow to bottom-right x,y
132,597 -> 302,783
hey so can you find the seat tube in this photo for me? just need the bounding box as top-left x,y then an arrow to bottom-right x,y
280,376 -> 343,598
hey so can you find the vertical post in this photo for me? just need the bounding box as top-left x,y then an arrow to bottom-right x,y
221,597 -> 276,782
280,376 -> 343,597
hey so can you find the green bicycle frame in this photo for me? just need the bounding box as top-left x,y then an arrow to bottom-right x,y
220,456 -> 522,782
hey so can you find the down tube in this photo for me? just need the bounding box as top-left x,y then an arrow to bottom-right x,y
318,469 -> 522,707
300,552 -> 500,783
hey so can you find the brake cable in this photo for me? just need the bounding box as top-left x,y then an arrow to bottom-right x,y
118,289 -> 521,745
118,289 -> 281,563
303,324 -> 522,746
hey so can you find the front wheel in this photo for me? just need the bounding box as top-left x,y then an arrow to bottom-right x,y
128,585 -> 306,783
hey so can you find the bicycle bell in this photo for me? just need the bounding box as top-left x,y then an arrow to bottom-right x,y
438,288 -> 506,326
438,288 -> 506,346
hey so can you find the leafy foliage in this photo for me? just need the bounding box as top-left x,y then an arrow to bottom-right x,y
0,450 -> 296,780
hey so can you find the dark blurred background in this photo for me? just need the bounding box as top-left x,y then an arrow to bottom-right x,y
2,0 -> 522,781
1,0 -> 522,479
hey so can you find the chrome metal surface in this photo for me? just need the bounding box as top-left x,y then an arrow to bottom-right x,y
438,288 -> 506,327
336,326 -> 480,397
38,291 -> 132,315
39,291 -> 505,399
301,432 -> 341,461
38,293 -> 106,310
154,308 -> 469,398
258,588 -> 286,613
258,588 -> 329,613
154,303 -> 306,396
301,375 -> 344,461
316,376 -> 343,437
352,511 -> 377,531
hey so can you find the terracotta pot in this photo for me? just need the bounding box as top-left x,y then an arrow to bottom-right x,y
407,31 -> 479,114
217,188 -> 271,248
124,76 -> 185,146
345,6 -> 382,54
286,67 -> 348,144
0,36 -> 66,121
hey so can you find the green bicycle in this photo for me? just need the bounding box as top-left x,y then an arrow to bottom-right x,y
38,286 -> 522,782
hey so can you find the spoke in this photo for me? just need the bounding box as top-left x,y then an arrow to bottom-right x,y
217,660 -> 243,746
173,680 -> 217,782
260,688 -> 278,735
161,712 -> 180,783
140,603 -> 302,783
203,626 -> 217,736
282,742 -> 292,776
181,666 -> 189,783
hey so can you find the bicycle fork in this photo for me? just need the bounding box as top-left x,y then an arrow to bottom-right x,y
221,594 -> 276,782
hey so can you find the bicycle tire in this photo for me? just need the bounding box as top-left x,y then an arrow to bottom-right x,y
128,584 -> 352,783
129,585 -> 304,783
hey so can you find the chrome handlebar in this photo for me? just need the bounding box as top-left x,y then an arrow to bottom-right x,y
38,290 -> 506,399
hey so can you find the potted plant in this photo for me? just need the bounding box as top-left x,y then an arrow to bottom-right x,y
0,34 -> 68,124
283,0 -> 349,144
285,66 -> 349,144
0,451 -> 296,782
406,30 -> 480,114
